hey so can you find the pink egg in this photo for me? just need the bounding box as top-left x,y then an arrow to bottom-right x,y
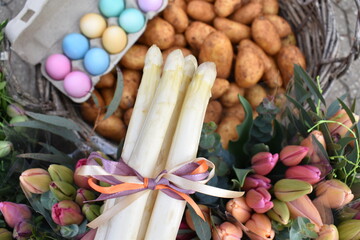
45,54 -> 71,80
138,0 -> 162,12
63,71 -> 92,98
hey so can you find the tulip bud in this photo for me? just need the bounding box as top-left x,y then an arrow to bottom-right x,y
74,158 -> 91,189
82,204 -> 101,222
251,152 -> 279,176
185,205 -> 210,231
51,200 -> 84,226
226,197 -> 252,223
19,168 -> 52,194
266,199 -> 290,225
49,181 -> 76,201
212,222 -> 243,240
315,179 -> 354,209
274,179 -> 313,202
80,229 -> 97,240
316,224 -> 339,240
300,130 -> 326,164
0,141 -> 13,158
0,228 -> 12,240
245,187 -> 273,213
337,206 -> 359,222
6,103 -> 25,118
328,109 -> 360,138
48,164 -> 74,184
13,221 -> 32,240
242,174 -> 271,191
245,213 -> 275,240
0,202 -> 32,228
75,188 -> 96,207
285,165 -> 321,184
338,219 -> 360,240
286,195 -> 323,232
280,145 -> 309,166
9,116 -> 29,132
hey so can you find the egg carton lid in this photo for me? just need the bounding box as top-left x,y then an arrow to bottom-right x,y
5,0 -> 167,103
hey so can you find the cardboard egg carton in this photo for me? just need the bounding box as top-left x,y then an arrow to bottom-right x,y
5,0 -> 167,103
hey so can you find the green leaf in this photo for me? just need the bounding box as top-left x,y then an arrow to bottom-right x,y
286,95 -> 314,127
187,204 -> 211,240
17,153 -> 73,165
0,81 -> 6,90
38,142 -> 74,164
337,98 -> 357,123
233,167 -> 253,188
326,94 -> 346,118
104,68 -> 124,119
25,111 -> 81,131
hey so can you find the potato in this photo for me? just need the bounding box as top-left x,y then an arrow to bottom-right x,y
119,44 -> 148,70
123,107 -> 133,126
263,0 -> 279,15
239,39 -> 272,71
199,31 -> 233,78
187,1 -> 216,23
120,70 -> 140,110
216,117 -> 241,149
185,21 -> 216,50
214,17 -> 251,44
214,0 -> 242,17
281,33 -> 297,46
204,100 -> 223,124
187,0 -> 215,2
140,17 -> 175,50
123,69 -> 141,86
235,47 -> 264,88
230,2 -> 263,25
163,4 -> 189,33
276,45 -> 306,86
95,114 -> 126,142
251,17 -> 281,55
80,89 -> 105,123
220,83 -> 245,107
211,78 -> 230,99
223,103 -> 245,122
174,34 -> 187,47
264,15 -> 292,38
162,47 -> 192,63
96,72 -> 115,88
263,57 -> 283,88
245,84 -> 267,108
172,0 -> 187,11
114,107 -> 123,119
100,87 -> 115,107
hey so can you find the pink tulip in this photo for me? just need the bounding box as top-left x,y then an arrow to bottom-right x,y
80,229 -> 97,240
226,197 -> 252,223
251,152 -> 278,176
242,174 -> 271,191
51,200 -> 84,226
279,145 -> 308,166
0,202 -> 32,228
245,187 -> 273,213
12,221 -> 32,240
212,222 -> 243,240
74,158 -> 91,189
245,213 -> 275,239
315,179 -> 354,209
328,109 -> 360,138
300,130 -> 326,164
285,165 -> 321,184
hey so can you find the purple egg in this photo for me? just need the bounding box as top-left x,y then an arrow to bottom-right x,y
63,71 -> 92,98
45,54 -> 71,80
138,0 -> 162,12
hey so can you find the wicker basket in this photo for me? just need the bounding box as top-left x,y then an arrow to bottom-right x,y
3,0 -> 360,154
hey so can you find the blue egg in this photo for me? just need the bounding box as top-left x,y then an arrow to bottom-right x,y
62,33 -> 89,60
118,8 -> 145,33
99,0 -> 125,18
83,48 -> 110,76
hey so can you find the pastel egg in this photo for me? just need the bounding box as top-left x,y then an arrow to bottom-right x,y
118,8 -> 145,33
45,54 -> 71,80
138,0 -> 163,13
80,13 -> 107,38
83,48 -> 110,76
63,71 -> 92,98
102,26 -> 127,54
62,33 -> 89,60
99,0 -> 125,18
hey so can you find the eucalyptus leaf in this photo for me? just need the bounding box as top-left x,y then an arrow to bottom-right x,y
17,153 -> 73,165
25,111 -> 81,131
187,204 -> 211,240
326,94 -> 347,118
104,68 -> 124,119
286,95 -> 314,128
38,142 -> 74,164
232,167 -> 253,188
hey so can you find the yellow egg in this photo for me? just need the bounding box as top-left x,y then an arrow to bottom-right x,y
102,26 -> 128,54
80,13 -> 107,38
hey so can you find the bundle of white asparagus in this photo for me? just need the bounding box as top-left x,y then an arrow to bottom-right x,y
94,45 -> 217,240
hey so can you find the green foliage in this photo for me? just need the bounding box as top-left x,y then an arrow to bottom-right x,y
104,68 -> 124,119
274,217 -> 318,240
187,204 -> 211,240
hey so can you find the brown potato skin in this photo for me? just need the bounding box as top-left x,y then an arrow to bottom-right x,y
199,31 -> 233,78
187,1 -> 216,23
96,72 -> 115,88
120,70 -> 141,110
252,17 -> 281,55
163,4 -> 189,33
214,0 -> 242,17
245,84 -> 267,108
223,103 -> 245,122
140,17 -> 175,50
172,0 -> 187,11
122,69 -> 141,86
219,83 -> 245,108
214,17 -> 250,44
264,15 -> 292,38
216,117 -> 241,149
162,47 -> 192,63
281,33 -> 297,46
230,2 -> 263,25
185,21 -> 216,50
263,57 -> 283,88
235,47 -> 264,88
174,34 -> 187,47
95,114 -> 126,142
123,107 -> 133,126
204,100 -> 223,124
100,87 -> 115,107
211,78 -> 230,100
120,44 -> 148,71
80,89 -> 105,123
238,39 -> 272,71
263,0 -> 279,15
276,45 -> 306,87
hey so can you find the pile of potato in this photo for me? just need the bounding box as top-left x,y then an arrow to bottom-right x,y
80,0 -> 307,149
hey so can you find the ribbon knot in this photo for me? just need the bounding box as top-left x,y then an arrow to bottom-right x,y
143,177 -> 157,190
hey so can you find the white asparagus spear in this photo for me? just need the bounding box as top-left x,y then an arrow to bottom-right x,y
104,50 -> 185,240
144,62 -> 217,240
136,55 -> 198,240
94,45 -> 162,240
